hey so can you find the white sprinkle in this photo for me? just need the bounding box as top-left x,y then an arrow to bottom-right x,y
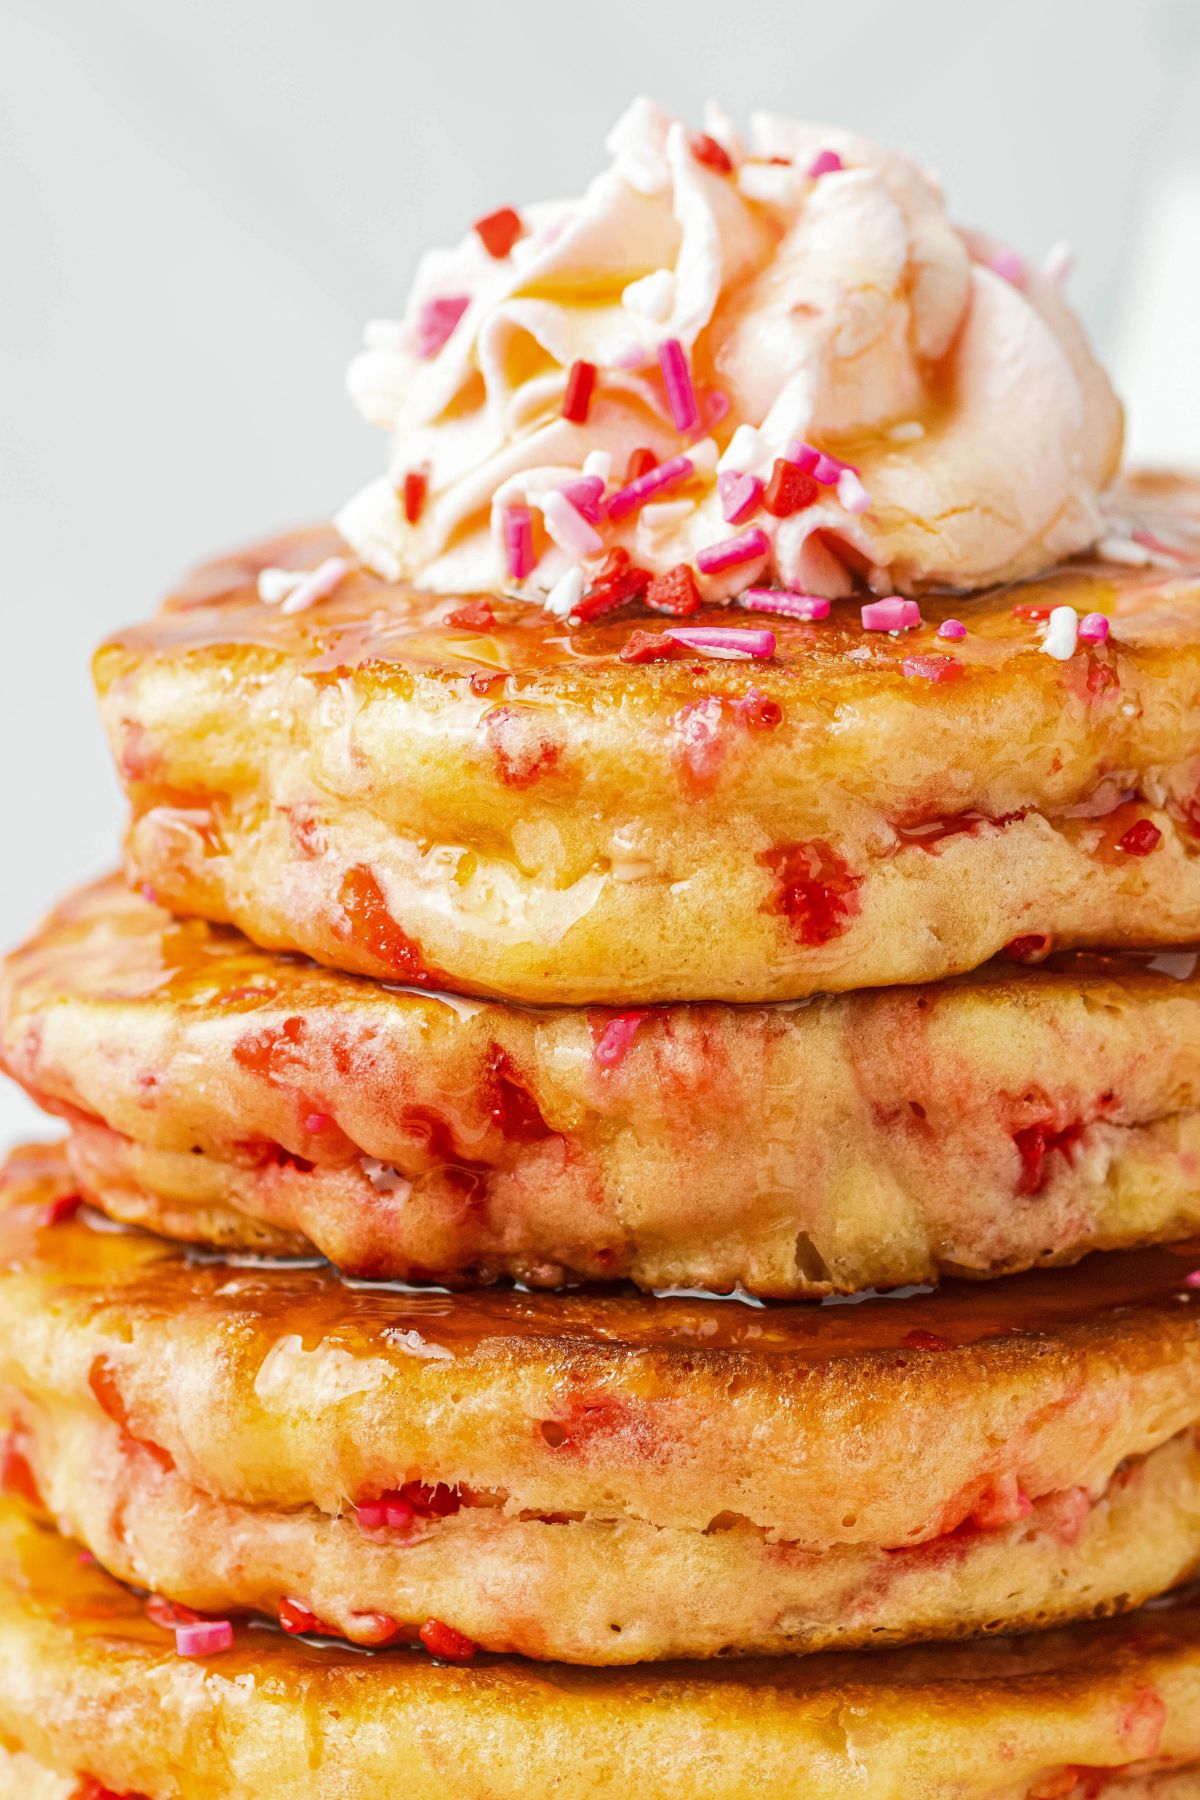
888,420 -> 925,443
583,449 -> 612,483
737,161 -> 800,205
279,556 -> 352,615
718,424 -> 767,474
837,469 -> 871,514
1041,604 -> 1079,660
636,499 -> 694,559
687,436 -> 720,475
544,565 -> 586,618
1097,534 -> 1155,568
257,567 -> 303,605
1044,240 -> 1074,285
541,490 -> 604,559
621,269 -> 675,322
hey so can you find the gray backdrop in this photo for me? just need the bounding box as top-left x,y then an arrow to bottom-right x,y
3,0 -> 1199,1142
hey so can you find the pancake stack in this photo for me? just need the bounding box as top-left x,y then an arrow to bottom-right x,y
6,105 -> 1200,1797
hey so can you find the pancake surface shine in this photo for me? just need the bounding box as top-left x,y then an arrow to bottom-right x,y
95,475 -> 1200,1004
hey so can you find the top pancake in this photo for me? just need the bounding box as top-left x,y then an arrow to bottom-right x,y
95,473 -> 1200,1003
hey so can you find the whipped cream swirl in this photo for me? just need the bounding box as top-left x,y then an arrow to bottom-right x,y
337,100 -> 1123,605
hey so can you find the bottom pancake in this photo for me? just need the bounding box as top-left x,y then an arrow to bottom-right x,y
0,1500 -> 1199,1800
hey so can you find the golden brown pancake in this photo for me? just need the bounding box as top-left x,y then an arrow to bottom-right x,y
0,1497 -> 1199,1798
4,1145 -> 1200,1664
8,878 -> 1200,1295
94,474 -> 1200,1005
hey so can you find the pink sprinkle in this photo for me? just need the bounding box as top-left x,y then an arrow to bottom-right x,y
837,469 -> 871,514
1132,528 -> 1190,562
416,295 -> 470,360
558,476 -> 605,524
1185,1271 -> 1200,1289
592,1011 -> 646,1069
175,1620 -> 234,1657
741,588 -> 830,621
657,338 -> 700,433
808,149 -> 844,178
542,490 -> 604,559
937,619 -> 967,640
606,453 -> 694,521
717,469 -> 764,524
785,441 -> 851,485
610,343 -> 651,370
695,526 -> 770,575
702,387 -> 731,428
1078,612 -> 1110,644
279,556 -> 352,616
862,597 -> 921,631
357,1497 -> 416,1535
503,505 -> 534,581
665,625 -> 776,660
988,248 -> 1027,287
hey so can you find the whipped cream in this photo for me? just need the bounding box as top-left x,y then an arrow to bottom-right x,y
337,100 -> 1123,605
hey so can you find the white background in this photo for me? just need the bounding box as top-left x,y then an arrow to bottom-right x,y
2,0 -> 1200,1143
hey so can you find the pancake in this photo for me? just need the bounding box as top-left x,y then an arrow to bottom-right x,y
1,1503 -> 1200,1800
93,474 -> 1200,1005
8,879 -> 1200,1296
4,1145 -> 1200,1665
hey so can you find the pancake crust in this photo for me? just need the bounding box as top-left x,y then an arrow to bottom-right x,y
0,1500 -> 1199,1799
94,476 -> 1200,1004
3,1147 -> 1200,1661
8,878 -> 1200,1295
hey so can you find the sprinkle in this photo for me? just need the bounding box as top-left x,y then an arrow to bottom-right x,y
719,424 -> 767,473
689,131 -> 733,173
889,420 -> 925,443
280,557 -> 352,615
611,342 -> 651,370
937,619 -> 967,640
562,359 -> 597,424
544,565 -> 585,618
701,387 -> 730,428
1012,603 -> 1052,620
175,1620 -> 234,1657
619,629 -> 677,664
257,567 -> 300,604
988,248 -> 1027,286
541,490 -> 604,558
473,206 -> 522,258
1044,240 -> 1074,284
569,549 -> 651,623
1078,612 -> 1110,644
607,453 -> 694,521
862,597 -> 921,632
645,563 -> 701,616
808,149 -> 844,178
763,459 -> 819,518
403,468 -> 428,525
445,599 -> 496,630
558,475 -> 605,523
583,449 -> 612,483
624,446 -> 658,484
1117,819 -> 1162,857
695,526 -> 771,575
687,436 -> 720,475
1041,605 -> 1079,660
503,505 -> 534,581
39,1193 -> 81,1228
592,1010 -> 648,1066
902,653 -> 963,683
837,469 -> 871,514
657,338 -> 700,433
1185,1271 -> 1200,1289
622,269 -> 675,321
741,588 -> 830,621
416,295 -> 470,359
356,1494 -> 416,1535
666,625 -> 776,660
718,470 -> 764,524
419,1619 -> 478,1663
785,441 -> 850,484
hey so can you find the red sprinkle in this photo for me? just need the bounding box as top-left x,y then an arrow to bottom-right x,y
645,563 -> 701,616
1003,933 -> 1053,963
1117,819 -> 1163,857
569,549 -> 651,624
278,1597 -> 322,1636
625,446 -> 658,483
402,469 -> 428,525
901,654 -> 964,684
689,131 -> 733,173
619,629 -> 677,664
419,1618 -> 478,1663
473,206 -> 522,258
590,1010 -> 647,1069
562,359 -> 597,424
39,1192 -> 82,1227
445,599 -> 497,630
1012,603 -> 1051,621
763,459 -> 819,518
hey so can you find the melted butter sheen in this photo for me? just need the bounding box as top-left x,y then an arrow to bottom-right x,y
5,1145 -> 1200,1366
101,474 -> 1200,690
